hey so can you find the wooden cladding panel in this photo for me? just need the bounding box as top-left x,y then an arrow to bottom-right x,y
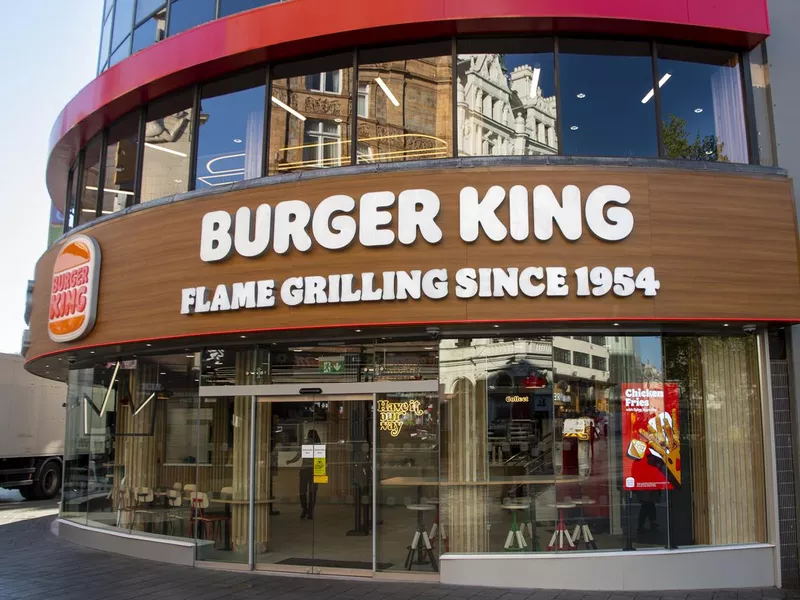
27,166 -> 800,363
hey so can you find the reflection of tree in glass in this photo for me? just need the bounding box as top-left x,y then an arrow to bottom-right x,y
662,115 -> 728,162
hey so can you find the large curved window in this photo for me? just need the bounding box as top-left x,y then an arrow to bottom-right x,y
657,46 -> 748,163
140,91 -> 194,203
457,38 -> 557,157
357,42 -> 453,164
559,39 -> 658,158
196,70 -> 266,189
70,36 -> 756,230
268,54 -> 353,174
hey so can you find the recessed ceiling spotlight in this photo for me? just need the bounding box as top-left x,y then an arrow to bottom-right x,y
493,324 -> 500,328
694,108 -> 703,113
90,351 -> 95,354
240,335 -> 247,339
613,322 -> 620,327
570,125 -> 579,131
576,93 -> 586,99
723,323 -> 730,327
355,329 -> 362,333
146,343 -> 152,347
160,372 -> 166,376
174,179 -> 183,183
233,138 -> 242,143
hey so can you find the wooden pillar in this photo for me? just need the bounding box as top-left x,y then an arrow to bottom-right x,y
443,377 -> 489,552
229,349 -> 269,552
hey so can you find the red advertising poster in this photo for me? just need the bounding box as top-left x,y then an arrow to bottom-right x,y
622,382 -> 681,490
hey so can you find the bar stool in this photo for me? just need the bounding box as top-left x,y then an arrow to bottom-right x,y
547,501 -> 577,551
570,497 -> 597,549
501,499 -> 531,552
132,487 -> 156,532
425,498 -> 448,552
164,489 -> 184,537
190,491 -> 230,548
405,503 -> 438,572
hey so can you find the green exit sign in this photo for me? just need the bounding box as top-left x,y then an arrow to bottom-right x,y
319,356 -> 344,374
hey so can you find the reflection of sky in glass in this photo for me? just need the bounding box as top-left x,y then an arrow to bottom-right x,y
500,53 -> 556,98
196,86 -> 265,188
560,52 -> 658,157
634,337 -> 663,373
658,60 -> 717,135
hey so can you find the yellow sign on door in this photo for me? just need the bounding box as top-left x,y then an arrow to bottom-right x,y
314,457 -> 326,477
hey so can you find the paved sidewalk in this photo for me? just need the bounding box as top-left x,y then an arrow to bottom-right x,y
0,492 -> 798,600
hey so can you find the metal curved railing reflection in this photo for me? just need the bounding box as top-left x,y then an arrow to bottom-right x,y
276,133 -> 450,172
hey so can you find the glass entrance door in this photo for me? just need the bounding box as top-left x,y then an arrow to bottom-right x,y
256,393 -> 374,575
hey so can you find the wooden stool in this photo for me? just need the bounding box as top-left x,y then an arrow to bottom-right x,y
547,502 -> 577,551
425,498 -> 448,552
405,504 -> 438,572
571,498 -> 597,549
501,500 -> 531,552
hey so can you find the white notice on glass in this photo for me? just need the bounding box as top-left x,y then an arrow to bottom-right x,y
313,445 -> 326,458
301,445 -> 313,458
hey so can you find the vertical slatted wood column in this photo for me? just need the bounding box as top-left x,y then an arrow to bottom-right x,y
229,349 -> 268,552
699,337 -> 767,545
686,340 -> 711,545
253,401 -> 271,552
444,377 -> 488,552
115,363 -> 163,530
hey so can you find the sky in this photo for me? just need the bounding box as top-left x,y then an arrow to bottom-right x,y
0,1 -> 103,354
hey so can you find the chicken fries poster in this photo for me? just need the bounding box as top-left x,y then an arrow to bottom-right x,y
622,383 -> 681,490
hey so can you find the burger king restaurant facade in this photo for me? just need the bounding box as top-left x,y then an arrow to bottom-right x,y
24,0 -> 800,591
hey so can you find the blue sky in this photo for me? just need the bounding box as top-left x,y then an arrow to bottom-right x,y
0,1 -> 102,354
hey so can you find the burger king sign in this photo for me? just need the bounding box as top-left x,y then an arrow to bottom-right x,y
48,235 -> 101,343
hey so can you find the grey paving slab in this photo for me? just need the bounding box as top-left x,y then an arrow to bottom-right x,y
0,494 -> 796,600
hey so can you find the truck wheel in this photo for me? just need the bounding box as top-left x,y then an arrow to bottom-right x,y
33,461 -> 62,500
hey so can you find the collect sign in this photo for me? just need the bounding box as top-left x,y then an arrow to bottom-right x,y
48,235 -> 101,343
180,184 -> 661,316
622,383 -> 681,490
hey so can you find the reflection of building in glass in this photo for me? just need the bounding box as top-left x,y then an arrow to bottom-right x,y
357,57 -> 452,163
269,69 -> 353,173
457,54 -> 557,156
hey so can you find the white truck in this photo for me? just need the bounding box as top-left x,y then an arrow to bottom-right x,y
0,352 -> 66,499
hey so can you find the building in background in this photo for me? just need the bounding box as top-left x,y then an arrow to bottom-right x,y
21,0 -> 800,591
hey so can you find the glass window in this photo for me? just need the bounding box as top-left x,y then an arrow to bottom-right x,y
268,54 -> 353,174
141,91 -> 193,203
357,83 -> 369,118
102,113 -> 139,213
554,347 -> 571,364
65,165 -> 79,231
131,9 -> 166,54
219,0 -> 280,17
664,336 -> 767,546
457,38 -> 557,157
109,38 -> 130,67
573,335 -> 590,342
196,70 -> 266,189
560,39 -> 658,157
77,136 -> 103,225
136,0 -> 165,22
592,355 -> 607,371
358,42 -> 452,164
167,0 -> 216,36
573,351 -> 590,368
592,336 -> 606,346
305,70 -> 341,94
99,12 -> 113,70
657,45 -> 748,163
111,0 -> 134,51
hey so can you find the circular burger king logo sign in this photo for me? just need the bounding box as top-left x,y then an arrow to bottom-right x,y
48,234 -> 101,343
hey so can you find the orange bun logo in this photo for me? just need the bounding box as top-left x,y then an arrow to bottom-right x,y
48,235 -> 101,343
